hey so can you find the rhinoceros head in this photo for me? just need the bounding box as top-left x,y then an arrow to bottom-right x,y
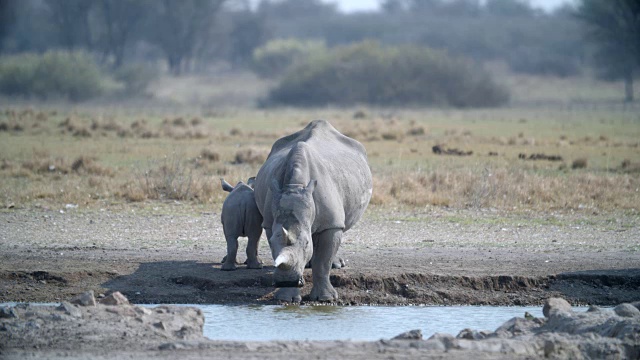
269,179 -> 317,287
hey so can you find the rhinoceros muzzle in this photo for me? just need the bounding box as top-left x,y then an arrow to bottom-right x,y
273,277 -> 305,288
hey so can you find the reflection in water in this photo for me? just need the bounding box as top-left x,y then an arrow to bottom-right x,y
195,305 -> 556,341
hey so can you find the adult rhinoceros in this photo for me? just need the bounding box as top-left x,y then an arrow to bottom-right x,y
254,120 -> 372,302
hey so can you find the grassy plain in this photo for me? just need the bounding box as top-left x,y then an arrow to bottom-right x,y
0,103 -> 638,215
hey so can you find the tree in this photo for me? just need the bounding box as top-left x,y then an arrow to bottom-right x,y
149,0 -> 225,75
577,0 -> 640,102
0,0 -> 17,51
44,0 -> 96,50
95,0 -> 151,68
227,10 -> 270,67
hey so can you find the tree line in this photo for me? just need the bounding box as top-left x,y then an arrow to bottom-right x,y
0,0 -> 638,102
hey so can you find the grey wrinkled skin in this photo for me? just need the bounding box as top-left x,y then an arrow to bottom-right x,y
220,177 -> 263,271
254,120 -> 373,302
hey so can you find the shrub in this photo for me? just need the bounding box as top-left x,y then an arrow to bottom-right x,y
113,63 -> 158,96
234,148 -> 268,165
266,41 -> 509,108
572,158 -> 588,169
0,51 -> 107,101
251,38 -> 327,78
135,153 -> 196,201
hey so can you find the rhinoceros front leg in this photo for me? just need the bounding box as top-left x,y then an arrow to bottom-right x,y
309,228 -> 341,301
306,253 -> 344,269
274,287 -> 302,303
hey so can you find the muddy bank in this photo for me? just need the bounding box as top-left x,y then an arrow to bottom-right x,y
2,292 -> 639,359
1,247 -> 639,306
1,209 -> 639,306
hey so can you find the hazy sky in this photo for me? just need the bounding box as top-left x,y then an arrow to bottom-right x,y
329,0 -> 574,13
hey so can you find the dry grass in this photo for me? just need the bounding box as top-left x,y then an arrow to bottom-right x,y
0,105 -> 638,214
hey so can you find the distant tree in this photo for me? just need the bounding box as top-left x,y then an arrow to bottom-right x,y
0,0 -> 16,51
227,10 -> 270,67
95,0 -> 151,68
258,0 -> 336,19
577,0 -> 640,102
149,0 -> 225,75
44,0 -> 97,50
485,0 -> 533,17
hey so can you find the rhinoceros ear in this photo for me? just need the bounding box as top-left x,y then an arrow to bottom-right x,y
247,177 -> 256,189
221,178 -> 234,192
270,179 -> 281,194
305,179 -> 317,194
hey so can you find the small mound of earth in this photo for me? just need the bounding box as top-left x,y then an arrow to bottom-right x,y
1,292 -> 639,359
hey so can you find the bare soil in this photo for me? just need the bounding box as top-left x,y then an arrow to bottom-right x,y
1,206 -> 639,306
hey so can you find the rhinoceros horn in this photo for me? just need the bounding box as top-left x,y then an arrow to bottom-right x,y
275,251 -> 293,270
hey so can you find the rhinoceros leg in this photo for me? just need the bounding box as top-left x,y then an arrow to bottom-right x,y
245,229 -> 263,269
309,228 -> 341,301
306,252 -> 344,269
332,256 -> 345,269
221,235 -> 238,271
274,287 -> 302,303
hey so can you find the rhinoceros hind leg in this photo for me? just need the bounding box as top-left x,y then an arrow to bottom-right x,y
309,228 -> 341,301
221,235 -> 239,271
220,255 -> 242,265
245,230 -> 263,269
275,288 -> 301,303
332,257 -> 345,269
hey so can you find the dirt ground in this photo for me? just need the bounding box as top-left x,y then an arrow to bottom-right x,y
1,205 -> 639,307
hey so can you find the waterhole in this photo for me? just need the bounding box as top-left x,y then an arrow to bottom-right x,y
188,305 -> 547,341
5,303 -> 586,341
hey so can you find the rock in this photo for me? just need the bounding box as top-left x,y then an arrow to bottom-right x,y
105,306 -> 137,317
0,306 -> 19,319
56,302 -> 82,318
70,290 -> 96,307
587,305 -> 602,312
158,341 -> 193,350
543,298 -> 572,318
392,329 -> 422,340
428,332 -> 456,349
613,303 -> 640,318
524,311 -> 535,320
494,317 -> 541,337
134,306 -> 152,316
457,328 -> 490,340
630,301 -> 640,311
100,291 -> 129,306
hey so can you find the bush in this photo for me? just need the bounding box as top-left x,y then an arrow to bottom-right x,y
266,41 -> 509,108
0,51 -> 106,101
113,63 -> 158,96
251,38 -> 327,78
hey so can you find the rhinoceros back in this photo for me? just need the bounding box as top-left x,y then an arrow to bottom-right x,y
255,120 -> 372,233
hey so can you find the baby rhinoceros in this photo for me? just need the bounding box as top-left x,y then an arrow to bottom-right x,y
220,177 -> 264,271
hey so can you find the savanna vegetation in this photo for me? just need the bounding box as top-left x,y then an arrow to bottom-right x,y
0,105 -> 638,215
0,0 -> 638,216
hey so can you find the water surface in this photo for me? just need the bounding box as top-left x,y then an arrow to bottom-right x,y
194,305 -> 546,341
3,302 -> 583,341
